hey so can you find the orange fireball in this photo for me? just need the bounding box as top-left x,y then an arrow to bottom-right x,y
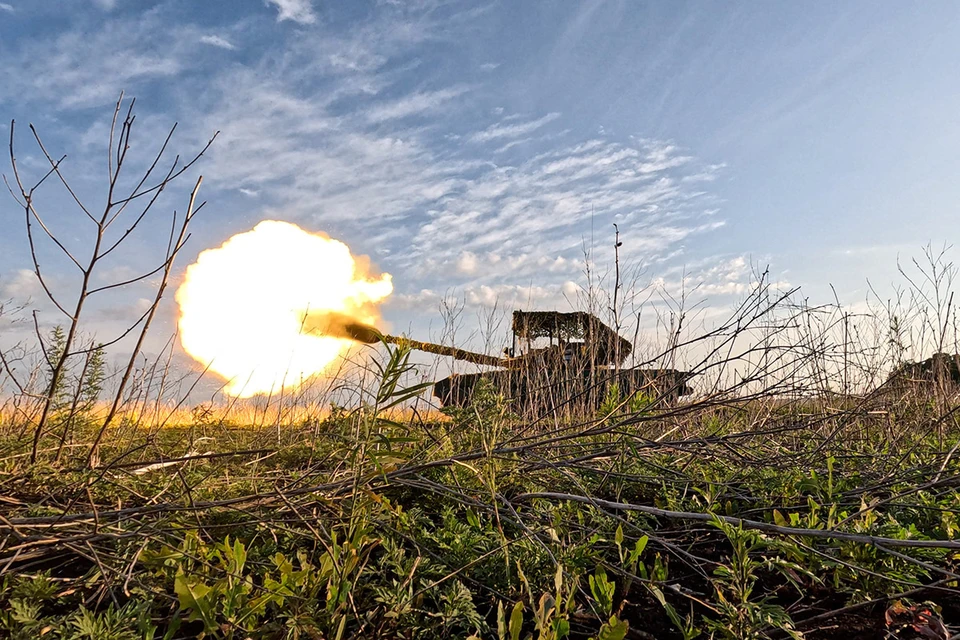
175,220 -> 392,397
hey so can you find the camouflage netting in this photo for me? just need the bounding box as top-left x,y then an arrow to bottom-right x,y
511,310 -> 633,365
889,353 -> 960,385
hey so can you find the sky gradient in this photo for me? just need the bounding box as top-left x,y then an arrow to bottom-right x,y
1,1 -> 958,363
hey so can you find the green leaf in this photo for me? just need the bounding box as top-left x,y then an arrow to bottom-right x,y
466,509 -> 480,529
596,616 -> 629,640
232,538 -> 247,573
497,601 -> 508,640
588,568 -> 615,618
9,599 -> 41,625
628,535 -> 649,565
509,601 -> 524,640
173,571 -> 218,632
380,382 -> 434,410
161,613 -> 182,640
649,585 -> 682,630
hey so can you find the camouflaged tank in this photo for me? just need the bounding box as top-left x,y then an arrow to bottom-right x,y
422,310 -> 695,410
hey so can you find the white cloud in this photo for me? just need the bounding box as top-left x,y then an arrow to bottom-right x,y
387,289 -> 442,310
326,46 -> 387,74
191,70 -> 458,227
0,3 -> 14,13
93,265 -> 139,285
445,252 -> 582,283
494,137 -> 533,154
495,128 -> 571,154
465,283 -> 572,309
93,297 -> 154,322
456,252 -> 478,274
92,0 -> 117,9
0,269 -> 41,301
365,86 -> 469,123
470,112 -> 561,143
412,138 -> 721,281
389,282 -> 578,311
479,62 -> 499,72
266,0 -> 317,25
0,13 -> 184,108
650,256 -> 792,300
238,188 -> 260,197
200,34 -> 237,50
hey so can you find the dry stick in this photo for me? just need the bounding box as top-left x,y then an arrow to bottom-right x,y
790,538 -> 931,590
0,428 -> 800,526
515,447 -> 715,581
512,492 -> 960,549
12,105 -> 136,461
934,436 -> 960,484
0,345 -> 28,396
84,448 -> 273,472
833,471 -> 960,530
874,543 -> 960,580
9,123 -> 92,462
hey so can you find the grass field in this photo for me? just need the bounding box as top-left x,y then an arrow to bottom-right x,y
2,342 -> 959,640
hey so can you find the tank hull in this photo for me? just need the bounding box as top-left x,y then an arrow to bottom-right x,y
433,367 -> 693,409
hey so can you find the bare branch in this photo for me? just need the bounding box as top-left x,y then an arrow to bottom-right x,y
86,259 -> 168,296
103,123 -> 177,228
28,125 -> 95,223
108,131 -> 218,207
515,492 -> 960,549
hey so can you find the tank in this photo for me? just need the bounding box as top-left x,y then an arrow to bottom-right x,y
324,309 -> 694,410
409,310 -> 694,410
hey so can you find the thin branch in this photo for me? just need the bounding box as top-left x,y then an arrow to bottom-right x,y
23,200 -> 83,270
87,261 -> 169,296
513,492 -> 960,549
28,125 -> 95,223
108,131 -> 218,207
98,158 -> 179,260
107,92 -> 123,184
8,121 -> 73,318
104,123 -> 177,228
67,304 -> 154,354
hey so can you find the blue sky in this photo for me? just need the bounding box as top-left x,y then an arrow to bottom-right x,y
1,0 -> 958,357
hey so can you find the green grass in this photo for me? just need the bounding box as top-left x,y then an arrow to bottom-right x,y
1,351 -> 959,639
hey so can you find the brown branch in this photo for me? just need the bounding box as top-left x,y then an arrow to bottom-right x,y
28,125 -> 95,223
513,491 -> 960,549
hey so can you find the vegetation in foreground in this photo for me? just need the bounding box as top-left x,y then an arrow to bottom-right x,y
1,347 -> 959,640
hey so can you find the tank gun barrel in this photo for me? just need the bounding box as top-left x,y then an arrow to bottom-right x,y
304,311 -> 507,367
382,337 -> 507,367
